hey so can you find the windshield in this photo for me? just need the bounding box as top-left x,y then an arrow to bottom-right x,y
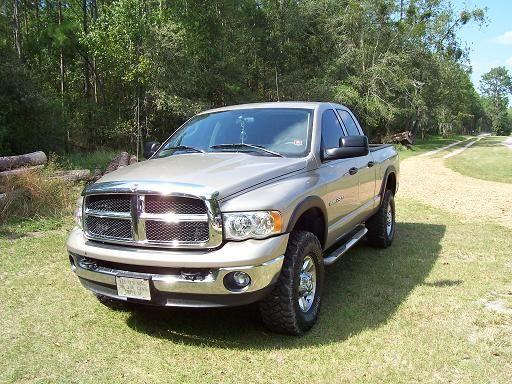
155,108 -> 313,158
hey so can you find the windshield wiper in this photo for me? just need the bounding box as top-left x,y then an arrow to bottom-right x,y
165,145 -> 205,154
210,143 -> 283,157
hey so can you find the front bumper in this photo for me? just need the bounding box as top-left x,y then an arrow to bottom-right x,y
67,229 -> 288,307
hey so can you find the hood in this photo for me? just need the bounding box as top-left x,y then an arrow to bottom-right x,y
97,153 -> 306,199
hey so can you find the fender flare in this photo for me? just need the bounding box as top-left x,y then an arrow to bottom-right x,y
378,166 -> 397,205
286,196 -> 328,246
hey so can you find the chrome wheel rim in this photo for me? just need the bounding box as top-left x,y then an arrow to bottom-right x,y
386,203 -> 393,237
298,255 -> 316,313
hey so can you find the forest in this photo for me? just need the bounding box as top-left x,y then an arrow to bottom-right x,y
1,0 -> 511,156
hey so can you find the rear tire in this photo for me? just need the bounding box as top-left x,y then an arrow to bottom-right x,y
366,189 -> 395,248
259,230 -> 324,335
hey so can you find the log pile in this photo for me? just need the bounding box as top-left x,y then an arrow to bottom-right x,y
389,131 -> 414,148
0,151 -> 93,183
104,152 -> 130,175
0,151 -> 47,172
0,150 -> 138,185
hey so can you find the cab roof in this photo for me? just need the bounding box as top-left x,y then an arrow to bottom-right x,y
199,101 -> 346,115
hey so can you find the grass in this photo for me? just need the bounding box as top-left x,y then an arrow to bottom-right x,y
55,149 -> 119,171
1,197 -> 511,383
397,135 -> 469,160
0,168 -> 77,226
445,136 -> 512,183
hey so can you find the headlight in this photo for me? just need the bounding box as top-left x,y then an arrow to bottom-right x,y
74,196 -> 83,229
223,211 -> 282,240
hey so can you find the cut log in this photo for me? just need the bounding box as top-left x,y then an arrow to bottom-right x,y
129,155 -> 138,165
0,165 -> 44,179
0,151 -> 47,172
104,152 -> 130,175
51,169 -> 92,183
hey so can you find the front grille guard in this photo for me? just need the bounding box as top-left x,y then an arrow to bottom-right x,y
81,181 -> 223,249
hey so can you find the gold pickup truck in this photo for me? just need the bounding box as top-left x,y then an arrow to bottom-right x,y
67,102 -> 399,335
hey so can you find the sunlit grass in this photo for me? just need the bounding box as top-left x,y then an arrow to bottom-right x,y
445,136 -> 512,183
1,198 -> 510,383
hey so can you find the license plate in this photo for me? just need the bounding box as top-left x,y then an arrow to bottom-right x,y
116,276 -> 151,300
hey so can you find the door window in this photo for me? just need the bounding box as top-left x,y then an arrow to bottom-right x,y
321,109 -> 345,149
337,110 -> 361,136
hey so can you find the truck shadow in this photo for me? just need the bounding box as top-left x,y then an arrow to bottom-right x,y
124,222 -> 445,349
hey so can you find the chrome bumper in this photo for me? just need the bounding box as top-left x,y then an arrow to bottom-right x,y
69,253 -> 284,307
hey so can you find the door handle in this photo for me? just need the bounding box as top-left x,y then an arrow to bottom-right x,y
349,167 -> 358,175
367,161 -> 374,168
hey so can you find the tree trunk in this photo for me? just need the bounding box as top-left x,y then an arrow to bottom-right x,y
13,0 -> 22,59
0,151 -> 48,171
58,0 -> 68,152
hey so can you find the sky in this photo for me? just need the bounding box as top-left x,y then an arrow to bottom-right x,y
455,0 -> 512,94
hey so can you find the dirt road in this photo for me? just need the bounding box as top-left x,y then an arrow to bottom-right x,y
399,143 -> 512,228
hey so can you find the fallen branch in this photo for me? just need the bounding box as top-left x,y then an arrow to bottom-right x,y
0,151 -> 47,172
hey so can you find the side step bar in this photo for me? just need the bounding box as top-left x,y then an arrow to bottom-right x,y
323,226 -> 368,266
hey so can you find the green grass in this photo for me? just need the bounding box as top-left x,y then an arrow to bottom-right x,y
445,136 -> 512,183
1,198 -> 511,383
55,149 -> 119,171
397,135 -> 469,160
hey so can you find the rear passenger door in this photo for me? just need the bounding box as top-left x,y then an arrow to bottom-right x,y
336,109 -> 376,210
318,109 -> 359,241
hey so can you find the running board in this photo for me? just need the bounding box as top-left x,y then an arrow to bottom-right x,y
323,226 -> 368,266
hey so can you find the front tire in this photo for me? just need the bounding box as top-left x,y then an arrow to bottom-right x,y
259,230 -> 324,335
366,189 -> 395,248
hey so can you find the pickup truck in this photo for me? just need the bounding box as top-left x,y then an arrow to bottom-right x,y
67,102 -> 399,335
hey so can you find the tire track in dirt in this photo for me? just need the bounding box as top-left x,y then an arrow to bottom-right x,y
399,156 -> 512,228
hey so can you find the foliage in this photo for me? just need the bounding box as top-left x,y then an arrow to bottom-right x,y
479,66 -> 512,135
0,47 -> 64,154
0,0 -> 492,154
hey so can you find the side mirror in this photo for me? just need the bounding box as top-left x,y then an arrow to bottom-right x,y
143,141 -> 160,159
323,136 -> 369,160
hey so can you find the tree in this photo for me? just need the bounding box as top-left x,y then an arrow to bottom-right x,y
0,0 -> 490,154
479,67 -> 512,134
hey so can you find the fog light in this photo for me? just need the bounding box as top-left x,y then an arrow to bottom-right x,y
233,271 -> 251,287
224,271 -> 251,291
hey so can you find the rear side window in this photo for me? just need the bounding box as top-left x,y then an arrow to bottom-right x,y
321,110 -> 345,149
337,110 -> 361,136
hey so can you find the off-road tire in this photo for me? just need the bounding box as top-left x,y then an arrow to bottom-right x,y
366,189 -> 395,248
259,230 -> 324,335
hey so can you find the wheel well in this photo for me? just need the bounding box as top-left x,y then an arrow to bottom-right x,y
291,208 -> 326,249
385,172 -> 397,195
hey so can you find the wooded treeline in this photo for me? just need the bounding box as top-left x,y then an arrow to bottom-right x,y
0,0 -> 509,155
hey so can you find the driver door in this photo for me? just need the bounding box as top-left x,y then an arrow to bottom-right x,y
317,109 -> 360,243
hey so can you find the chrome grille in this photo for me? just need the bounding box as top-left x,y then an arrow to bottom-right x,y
86,195 -> 131,212
82,191 -> 222,249
146,221 -> 209,242
145,195 -> 207,214
85,216 -> 132,239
